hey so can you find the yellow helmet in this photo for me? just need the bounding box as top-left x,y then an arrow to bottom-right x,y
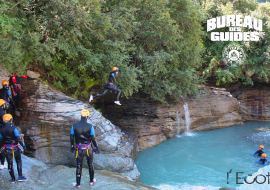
0,99 -> 6,106
260,145 -> 264,149
262,153 -> 267,158
3,114 -> 12,122
81,109 -> 90,117
2,81 -> 8,86
112,67 -> 119,72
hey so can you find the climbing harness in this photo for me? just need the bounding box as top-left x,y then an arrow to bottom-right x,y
75,142 -> 91,158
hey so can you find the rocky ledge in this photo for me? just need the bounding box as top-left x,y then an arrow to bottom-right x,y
0,155 -> 156,190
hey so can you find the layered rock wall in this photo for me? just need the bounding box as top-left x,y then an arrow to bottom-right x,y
229,83 -> 270,121
92,86 -> 243,151
11,79 -> 138,178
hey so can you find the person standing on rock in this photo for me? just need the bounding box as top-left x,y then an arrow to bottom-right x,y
70,109 -> 99,188
253,145 -> 265,156
0,99 -> 8,170
89,67 -> 122,105
9,68 -> 36,111
0,81 -> 13,113
0,114 -> 27,183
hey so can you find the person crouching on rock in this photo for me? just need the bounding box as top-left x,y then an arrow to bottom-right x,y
253,145 -> 265,156
256,153 -> 269,166
70,109 -> 99,188
0,114 -> 27,183
89,67 -> 122,105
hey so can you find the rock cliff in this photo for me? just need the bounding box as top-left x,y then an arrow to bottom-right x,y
229,83 -> 270,121
91,85 -> 243,151
10,79 -> 139,178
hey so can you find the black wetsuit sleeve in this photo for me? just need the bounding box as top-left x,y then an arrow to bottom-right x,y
27,76 -> 35,80
0,132 -> 3,148
70,134 -> 75,147
70,125 -> 75,147
14,128 -> 25,147
16,136 -> 24,147
108,72 -> 116,83
90,125 -> 98,147
90,135 -> 98,148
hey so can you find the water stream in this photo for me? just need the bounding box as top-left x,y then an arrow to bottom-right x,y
135,121 -> 270,189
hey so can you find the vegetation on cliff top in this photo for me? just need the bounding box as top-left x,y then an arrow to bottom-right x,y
0,0 -> 270,103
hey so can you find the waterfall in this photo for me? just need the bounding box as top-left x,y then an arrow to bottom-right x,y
176,111 -> 181,135
183,102 -> 191,133
180,95 -> 193,136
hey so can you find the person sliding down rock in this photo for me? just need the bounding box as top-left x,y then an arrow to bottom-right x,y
0,81 -> 13,113
256,153 -> 269,166
0,114 -> 27,183
253,145 -> 265,156
89,67 -> 122,105
9,68 -> 36,111
70,109 -> 99,188
0,99 -> 8,170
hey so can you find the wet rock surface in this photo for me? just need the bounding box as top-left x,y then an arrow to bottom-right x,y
0,155 -> 155,190
92,85 -> 243,150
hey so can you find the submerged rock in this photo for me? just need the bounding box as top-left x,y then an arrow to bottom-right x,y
0,155 -> 156,190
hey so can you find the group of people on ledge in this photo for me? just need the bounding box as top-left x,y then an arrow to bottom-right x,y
0,101 -> 27,182
0,69 -> 36,183
0,106 -> 99,186
0,69 -> 36,112
254,145 -> 269,165
0,66 -> 121,186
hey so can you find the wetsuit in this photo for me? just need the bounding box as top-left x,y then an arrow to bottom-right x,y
92,71 -> 121,101
70,116 -> 98,186
9,73 -> 35,109
0,107 -> 6,165
257,158 -> 269,166
253,150 -> 264,156
0,122 -> 26,181
0,86 -> 12,113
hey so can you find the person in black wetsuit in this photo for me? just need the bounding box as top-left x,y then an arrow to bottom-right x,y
9,68 -> 36,110
256,153 -> 269,166
89,67 -> 122,105
0,114 -> 27,183
0,81 -> 13,113
70,109 -> 99,188
0,99 -> 7,170
253,145 -> 265,156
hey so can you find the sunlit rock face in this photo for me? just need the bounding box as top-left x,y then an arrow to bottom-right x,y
11,79 -> 138,178
92,86 -> 243,151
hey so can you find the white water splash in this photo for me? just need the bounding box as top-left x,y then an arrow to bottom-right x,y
183,101 -> 191,133
176,111 -> 181,135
